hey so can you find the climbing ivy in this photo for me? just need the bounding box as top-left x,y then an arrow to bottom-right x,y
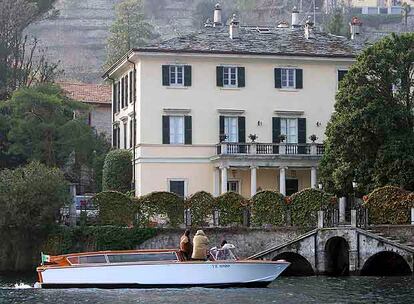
250,191 -> 286,226
186,191 -> 215,227
216,192 -> 248,226
363,186 -> 414,225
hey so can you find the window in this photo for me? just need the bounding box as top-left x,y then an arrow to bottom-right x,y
281,68 -> 296,89
224,117 -> 238,142
123,121 -> 127,149
281,118 -> 298,144
169,116 -> 185,144
78,255 -> 107,264
129,119 -> 133,149
223,67 -> 238,87
227,180 -> 240,193
108,252 -> 177,263
337,69 -> 348,85
169,65 -> 184,86
169,180 -> 186,198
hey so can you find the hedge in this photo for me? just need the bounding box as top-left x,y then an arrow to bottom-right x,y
363,186 -> 414,225
251,191 -> 285,226
102,150 -> 132,193
186,191 -> 215,227
92,191 -> 135,226
290,188 -> 333,228
216,192 -> 248,226
136,192 -> 185,227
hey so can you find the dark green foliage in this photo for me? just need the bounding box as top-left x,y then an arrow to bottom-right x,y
290,188 -> 332,229
251,191 -> 285,226
363,186 -> 414,225
0,161 -> 69,229
102,150 -> 132,193
216,192 -> 247,226
92,191 -> 135,226
186,191 -> 215,227
327,10 -> 346,36
137,192 -> 185,227
320,33 -> 414,196
43,226 -> 157,255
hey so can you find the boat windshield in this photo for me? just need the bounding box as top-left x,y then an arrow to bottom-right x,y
209,245 -> 237,261
107,252 -> 178,263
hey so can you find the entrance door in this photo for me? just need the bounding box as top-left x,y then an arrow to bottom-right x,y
286,179 -> 298,196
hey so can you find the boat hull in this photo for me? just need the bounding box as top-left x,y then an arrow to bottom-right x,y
38,261 -> 289,289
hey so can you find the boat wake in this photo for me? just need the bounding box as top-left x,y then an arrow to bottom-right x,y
13,283 -> 33,289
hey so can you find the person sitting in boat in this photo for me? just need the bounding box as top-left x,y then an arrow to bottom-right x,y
179,229 -> 193,261
191,230 -> 209,261
216,240 -> 237,260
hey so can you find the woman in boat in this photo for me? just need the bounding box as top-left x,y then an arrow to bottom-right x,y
191,230 -> 209,261
179,229 -> 192,260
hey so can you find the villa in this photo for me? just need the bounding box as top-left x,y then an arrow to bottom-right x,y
103,5 -> 363,198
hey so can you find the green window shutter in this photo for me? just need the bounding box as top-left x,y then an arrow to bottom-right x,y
117,81 -> 120,111
162,116 -> 170,144
162,65 -> 170,86
272,117 -> 281,154
238,116 -> 246,143
112,83 -> 117,113
184,65 -> 192,87
274,68 -> 282,88
298,118 -> 307,154
216,66 -> 224,87
237,67 -> 245,87
185,116 -> 192,145
219,116 -> 225,141
129,71 -> 133,103
295,69 -> 303,89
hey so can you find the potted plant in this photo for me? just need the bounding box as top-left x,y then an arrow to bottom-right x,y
248,134 -> 258,143
309,134 -> 318,143
278,134 -> 287,143
219,134 -> 227,142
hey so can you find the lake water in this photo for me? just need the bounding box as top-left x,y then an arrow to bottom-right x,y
1,275 -> 413,304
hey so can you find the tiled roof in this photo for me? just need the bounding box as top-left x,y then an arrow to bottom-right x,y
58,82 -> 111,105
136,26 -> 363,58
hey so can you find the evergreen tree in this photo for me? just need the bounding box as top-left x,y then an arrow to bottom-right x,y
327,10 -> 345,36
320,33 -> 414,195
106,0 -> 154,67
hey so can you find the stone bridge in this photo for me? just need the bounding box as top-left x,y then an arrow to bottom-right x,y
248,227 -> 414,276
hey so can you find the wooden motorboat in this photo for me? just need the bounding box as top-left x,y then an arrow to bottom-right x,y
35,247 -> 289,289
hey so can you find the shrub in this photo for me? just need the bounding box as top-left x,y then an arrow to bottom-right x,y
251,191 -> 285,226
290,188 -> 332,228
186,191 -> 215,227
216,192 -> 248,226
137,192 -> 185,227
363,186 -> 414,225
102,150 -> 132,193
92,191 -> 135,226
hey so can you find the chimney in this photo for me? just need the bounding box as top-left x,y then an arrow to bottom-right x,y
204,18 -> 213,27
213,3 -> 222,27
291,6 -> 300,28
304,17 -> 315,39
229,14 -> 240,39
350,17 -> 362,40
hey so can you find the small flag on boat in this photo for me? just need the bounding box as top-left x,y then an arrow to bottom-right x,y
41,253 -> 51,265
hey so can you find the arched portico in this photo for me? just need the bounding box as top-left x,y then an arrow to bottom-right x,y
324,237 -> 350,276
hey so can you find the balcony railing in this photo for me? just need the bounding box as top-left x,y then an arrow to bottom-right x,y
216,142 -> 324,156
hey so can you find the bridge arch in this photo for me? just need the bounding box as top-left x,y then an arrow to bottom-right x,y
325,236 -> 350,276
360,251 -> 412,276
273,252 -> 315,276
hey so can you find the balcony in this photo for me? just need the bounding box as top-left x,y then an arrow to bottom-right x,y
216,142 -> 324,156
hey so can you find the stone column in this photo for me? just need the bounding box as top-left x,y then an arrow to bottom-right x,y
220,166 -> 228,194
69,184 -> 77,227
339,197 -> 346,223
213,167 -> 220,197
279,167 -> 286,195
250,166 -> 257,197
411,208 -> 414,225
318,210 -> 324,228
311,167 -> 317,189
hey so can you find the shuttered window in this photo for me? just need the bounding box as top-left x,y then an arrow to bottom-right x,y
162,116 -> 192,145
162,65 -> 192,87
170,116 -> 185,144
275,68 -> 303,89
281,68 -> 295,89
217,66 -> 245,88
281,118 -> 298,144
169,180 -> 185,198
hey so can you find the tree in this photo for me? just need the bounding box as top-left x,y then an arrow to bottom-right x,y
320,33 -> 414,196
105,0 -> 154,67
0,0 -> 60,100
327,9 -> 346,36
102,150 -> 132,193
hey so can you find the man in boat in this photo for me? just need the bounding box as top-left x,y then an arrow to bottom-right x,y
191,230 -> 209,261
179,229 -> 193,260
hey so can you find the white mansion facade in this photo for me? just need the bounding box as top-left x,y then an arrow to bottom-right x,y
104,6 -> 362,198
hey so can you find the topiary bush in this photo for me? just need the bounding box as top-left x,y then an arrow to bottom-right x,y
92,191 -> 135,226
185,191 -> 215,227
102,150 -> 132,193
363,186 -> 414,225
290,188 -> 332,229
216,192 -> 248,226
251,190 -> 285,226
137,191 -> 185,227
